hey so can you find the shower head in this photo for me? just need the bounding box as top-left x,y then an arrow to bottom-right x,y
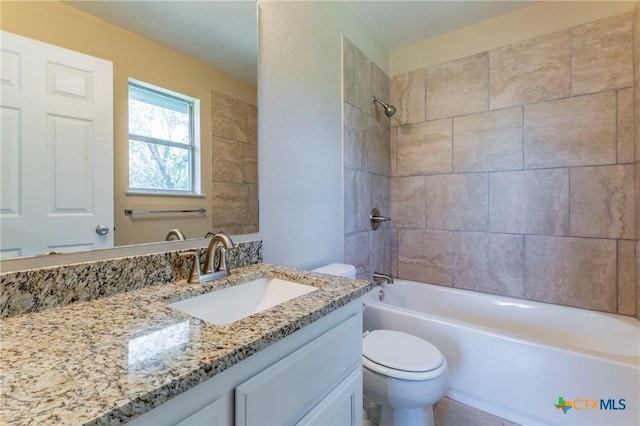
372,96 -> 396,117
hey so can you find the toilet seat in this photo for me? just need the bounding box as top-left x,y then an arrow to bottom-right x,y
363,330 -> 446,381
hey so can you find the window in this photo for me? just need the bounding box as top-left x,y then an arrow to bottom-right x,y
128,80 -> 200,194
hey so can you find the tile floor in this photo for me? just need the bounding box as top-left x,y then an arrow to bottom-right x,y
363,397 -> 520,426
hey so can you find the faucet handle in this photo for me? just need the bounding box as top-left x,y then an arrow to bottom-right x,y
179,251 -> 202,283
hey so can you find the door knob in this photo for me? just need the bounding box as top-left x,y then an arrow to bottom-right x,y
95,224 -> 110,236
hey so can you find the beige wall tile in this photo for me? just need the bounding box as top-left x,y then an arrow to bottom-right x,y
344,169 -> 372,234
211,182 -> 248,227
453,107 -> 523,172
572,12 -> 633,96
397,119 -> 452,176
524,236 -> 617,312
370,228 -> 392,278
247,104 -> 257,145
490,30 -> 570,110
344,102 -> 367,171
343,38 -> 357,106
371,62 -> 391,124
366,116 -> 391,175
220,225 -> 243,235
637,241 -> 639,320
427,173 -> 488,231
372,174 -> 391,230
242,141 -> 257,184
242,159 -> 258,187
243,225 -> 258,234
617,88 -> 635,164
344,231 -> 370,280
343,38 -> 371,113
636,3 -> 640,164
570,164 -> 636,239
243,145 -> 258,182
524,91 -> 616,168
635,3 -> 640,321
426,52 -> 488,120
391,69 -> 426,127
398,229 -> 453,285
211,90 -> 248,142
247,184 -> 258,227
391,228 -> 398,277
391,176 -> 426,228
390,127 -> 397,177
454,232 -> 524,297
212,137 -> 243,183
489,169 -> 569,236
618,240 -> 636,316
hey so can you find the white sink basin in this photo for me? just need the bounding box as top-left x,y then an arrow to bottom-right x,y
169,277 -> 317,325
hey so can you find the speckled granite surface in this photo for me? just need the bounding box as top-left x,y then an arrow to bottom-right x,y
0,263 -> 371,425
0,240 -> 262,319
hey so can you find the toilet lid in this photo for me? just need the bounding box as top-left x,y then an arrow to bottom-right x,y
363,330 -> 443,373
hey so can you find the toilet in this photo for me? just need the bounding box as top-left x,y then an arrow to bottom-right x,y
312,263 -> 449,426
362,330 -> 448,426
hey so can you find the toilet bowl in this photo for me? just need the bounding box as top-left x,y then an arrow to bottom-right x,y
311,264 -> 449,426
363,329 -> 448,426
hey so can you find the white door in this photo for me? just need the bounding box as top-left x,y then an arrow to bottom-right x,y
1,31 -> 113,258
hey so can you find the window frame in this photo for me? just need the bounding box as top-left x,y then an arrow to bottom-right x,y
127,79 -> 201,196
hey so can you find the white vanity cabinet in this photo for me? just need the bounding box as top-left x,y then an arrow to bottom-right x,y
128,300 -> 363,426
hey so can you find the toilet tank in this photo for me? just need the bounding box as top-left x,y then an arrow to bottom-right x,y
312,263 -> 357,279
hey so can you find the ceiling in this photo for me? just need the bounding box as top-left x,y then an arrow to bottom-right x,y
65,1 -> 539,85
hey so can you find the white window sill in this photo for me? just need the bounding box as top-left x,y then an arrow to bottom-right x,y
126,191 -> 206,198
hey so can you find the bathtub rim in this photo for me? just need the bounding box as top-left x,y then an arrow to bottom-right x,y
362,281 -> 640,367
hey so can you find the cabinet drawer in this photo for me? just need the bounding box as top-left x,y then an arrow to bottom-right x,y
235,314 -> 362,426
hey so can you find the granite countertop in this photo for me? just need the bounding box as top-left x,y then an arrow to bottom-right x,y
0,263 -> 371,425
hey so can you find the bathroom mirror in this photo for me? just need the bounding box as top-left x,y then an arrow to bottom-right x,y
0,1 -> 258,260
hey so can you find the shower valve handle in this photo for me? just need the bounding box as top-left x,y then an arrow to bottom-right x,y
370,208 -> 391,230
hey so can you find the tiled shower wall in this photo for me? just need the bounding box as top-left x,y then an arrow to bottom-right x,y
210,90 -> 259,235
343,38 -> 392,280
390,12 -> 637,315
635,3 -> 640,320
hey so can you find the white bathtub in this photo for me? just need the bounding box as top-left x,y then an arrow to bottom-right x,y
362,280 -> 640,426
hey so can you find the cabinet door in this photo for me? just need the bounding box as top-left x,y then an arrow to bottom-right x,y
235,314 -> 361,425
296,367 -> 362,426
175,396 -> 225,426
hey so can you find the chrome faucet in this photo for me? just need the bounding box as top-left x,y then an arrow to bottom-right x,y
372,271 -> 394,285
203,232 -> 235,274
179,232 -> 236,284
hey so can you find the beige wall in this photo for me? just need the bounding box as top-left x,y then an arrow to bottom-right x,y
1,0 -> 256,246
390,11 -> 636,315
210,91 -> 258,235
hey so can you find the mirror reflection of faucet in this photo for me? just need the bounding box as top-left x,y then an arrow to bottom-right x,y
180,232 -> 236,283
165,229 -> 187,241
